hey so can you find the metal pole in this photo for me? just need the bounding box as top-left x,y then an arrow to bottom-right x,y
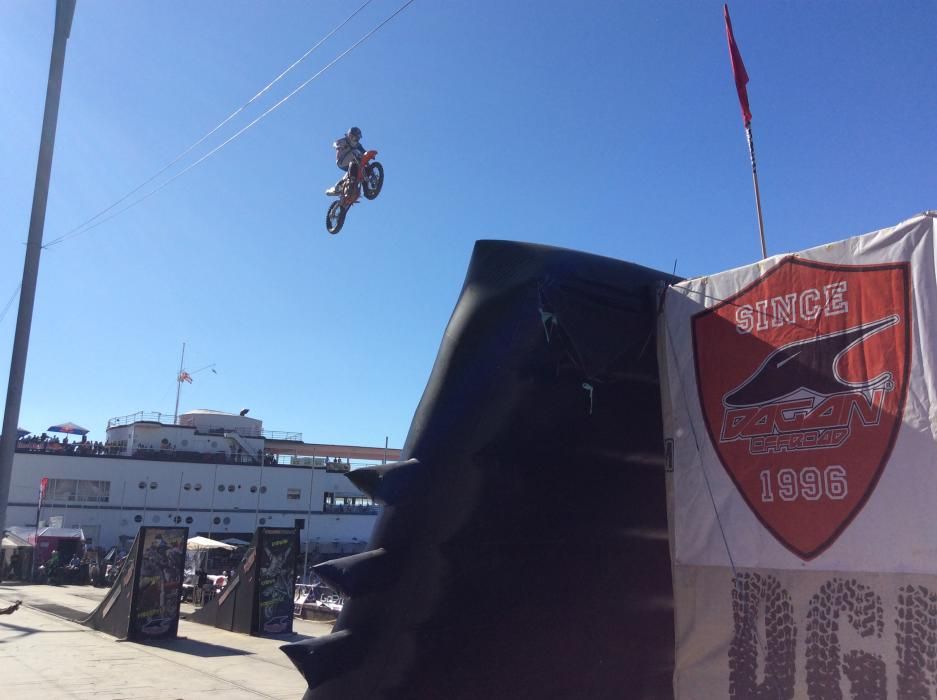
117,480 -> 126,546
745,125 -> 768,259
173,342 -> 186,423
254,457 -> 265,528
175,471 -> 185,521
142,474 -> 150,522
208,463 -> 219,539
0,0 -> 77,536
303,452 -> 315,582
32,480 -> 46,580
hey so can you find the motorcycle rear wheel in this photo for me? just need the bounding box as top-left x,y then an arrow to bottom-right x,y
326,201 -> 346,234
363,161 -> 384,200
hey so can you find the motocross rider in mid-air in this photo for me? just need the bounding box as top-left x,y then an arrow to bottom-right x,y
325,126 -> 365,197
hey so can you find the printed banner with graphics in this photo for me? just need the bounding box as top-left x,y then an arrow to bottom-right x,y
131,527 -> 187,640
659,214 -> 937,696
257,528 -> 298,635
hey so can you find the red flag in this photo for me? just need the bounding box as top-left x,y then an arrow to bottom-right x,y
724,4 -> 752,126
39,477 -> 49,505
178,370 -> 193,384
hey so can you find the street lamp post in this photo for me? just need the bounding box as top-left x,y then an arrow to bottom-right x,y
0,0 -> 77,535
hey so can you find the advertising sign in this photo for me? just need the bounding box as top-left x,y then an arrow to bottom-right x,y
130,526 -> 187,640
660,213 -> 937,697
257,528 -> 298,635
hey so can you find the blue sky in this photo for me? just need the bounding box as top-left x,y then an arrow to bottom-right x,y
1,1 -> 934,451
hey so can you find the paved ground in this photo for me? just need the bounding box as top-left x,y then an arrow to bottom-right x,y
0,582 -> 332,699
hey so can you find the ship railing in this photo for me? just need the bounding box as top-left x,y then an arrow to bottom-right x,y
193,425 -> 301,441
107,411 -> 176,428
262,429 -> 302,441
105,413 -> 301,442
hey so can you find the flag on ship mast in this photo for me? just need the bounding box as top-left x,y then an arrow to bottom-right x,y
723,4 -> 767,259
178,370 -> 193,384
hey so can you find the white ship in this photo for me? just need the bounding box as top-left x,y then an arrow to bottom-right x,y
5,408 -> 399,555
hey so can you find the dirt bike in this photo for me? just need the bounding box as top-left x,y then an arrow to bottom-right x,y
326,150 -> 384,235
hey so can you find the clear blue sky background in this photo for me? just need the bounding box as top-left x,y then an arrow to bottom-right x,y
1,1 -> 934,451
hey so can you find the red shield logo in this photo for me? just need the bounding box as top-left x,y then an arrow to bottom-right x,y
692,258 -> 911,559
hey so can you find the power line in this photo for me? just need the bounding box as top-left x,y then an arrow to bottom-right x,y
45,0 -> 415,248
0,285 -> 22,327
43,0 -> 380,249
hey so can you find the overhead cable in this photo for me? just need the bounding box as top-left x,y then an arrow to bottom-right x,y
0,285 -> 22,327
43,0 -> 379,249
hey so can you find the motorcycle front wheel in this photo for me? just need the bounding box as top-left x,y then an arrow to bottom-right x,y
362,161 -> 384,200
326,201 -> 346,234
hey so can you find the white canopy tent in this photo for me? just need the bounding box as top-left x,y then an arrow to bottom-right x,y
185,535 -> 236,575
186,536 -> 236,552
2,531 -> 31,549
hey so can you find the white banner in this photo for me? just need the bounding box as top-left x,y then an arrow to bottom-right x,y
660,213 -> 937,697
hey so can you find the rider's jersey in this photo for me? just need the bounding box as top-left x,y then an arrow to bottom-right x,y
333,136 -> 365,169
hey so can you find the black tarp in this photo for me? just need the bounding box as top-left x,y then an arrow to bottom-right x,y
282,241 -> 680,699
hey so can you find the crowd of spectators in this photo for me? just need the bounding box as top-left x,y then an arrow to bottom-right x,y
323,502 -> 380,515
16,433 -> 107,456
15,433 -> 280,465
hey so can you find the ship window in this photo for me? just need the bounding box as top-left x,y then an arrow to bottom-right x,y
227,484 -> 235,492
260,486 -> 267,494
194,484 -> 202,491
213,517 -> 221,525
48,479 -> 111,503
223,517 -> 231,525
250,485 -> 257,493
218,485 -> 225,492
183,483 -> 192,491
173,515 -> 182,524
138,481 -> 146,489
259,518 -> 266,525
150,482 -> 158,489
287,488 -> 301,500
185,516 -> 193,524
211,441 -> 218,448
323,491 -> 379,514
134,515 -> 143,523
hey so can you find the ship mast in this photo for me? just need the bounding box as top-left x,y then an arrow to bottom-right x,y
173,342 -> 186,424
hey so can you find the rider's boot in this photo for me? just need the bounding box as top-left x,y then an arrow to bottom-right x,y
325,177 -> 345,197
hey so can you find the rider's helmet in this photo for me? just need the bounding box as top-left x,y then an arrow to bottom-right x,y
347,126 -> 362,142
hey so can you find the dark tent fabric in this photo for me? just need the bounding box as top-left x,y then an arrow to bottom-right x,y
282,241 -> 680,699
189,530 -> 259,633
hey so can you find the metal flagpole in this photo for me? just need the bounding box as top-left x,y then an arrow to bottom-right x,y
173,342 -> 186,423
746,125 -> 767,259
0,0 -> 77,537
724,4 -> 767,259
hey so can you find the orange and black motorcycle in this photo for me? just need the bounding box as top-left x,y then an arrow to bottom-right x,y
325,150 -> 384,234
